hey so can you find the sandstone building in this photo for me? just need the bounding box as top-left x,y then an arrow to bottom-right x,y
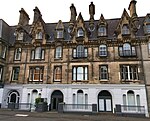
0,0 -> 149,117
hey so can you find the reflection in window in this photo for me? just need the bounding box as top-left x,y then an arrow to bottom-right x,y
73,66 -> 88,81
98,26 -> 106,36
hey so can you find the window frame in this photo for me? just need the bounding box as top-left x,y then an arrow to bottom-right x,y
98,26 -> 107,36
122,25 -> 130,35
17,32 -> 24,40
99,44 -> 107,57
73,45 -> 88,58
14,48 -> 22,61
120,65 -> 139,81
31,47 -> 45,60
53,66 -> 62,82
35,31 -> 43,40
119,43 -> 136,57
0,66 -> 3,81
99,65 -> 109,80
77,28 -> 84,37
55,46 -> 62,59
1,45 -> 6,59
72,66 -> 88,81
29,66 -> 44,82
11,67 -> 20,81
56,30 -> 64,39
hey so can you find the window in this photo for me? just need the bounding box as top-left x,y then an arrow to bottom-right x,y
146,25 -> 150,33
35,31 -> 43,39
98,26 -> 106,36
0,66 -> 3,81
55,46 -> 62,59
54,66 -> 62,82
77,90 -> 83,104
29,67 -> 44,82
73,45 -> 88,58
56,30 -> 63,38
73,66 -> 88,81
119,43 -> 136,57
122,25 -> 130,35
99,65 -> 108,80
31,47 -> 44,60
148,43 -> 150,54
11,67 -> 20,81
77,28 -> 84,37
0,45 -> 6,59
99,45 -> 107,56
120,65 -> 139,81
17,32 -> 24,40
14,48 -> 22,60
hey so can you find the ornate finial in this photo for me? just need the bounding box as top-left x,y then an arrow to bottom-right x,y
89,2 -> 95,20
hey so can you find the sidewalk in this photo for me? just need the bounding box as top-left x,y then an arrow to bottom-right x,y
0,109 -> 149,121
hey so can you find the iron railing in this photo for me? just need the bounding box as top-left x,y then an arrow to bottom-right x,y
63,104 -> 93,112
8,103 -> 32,111
121,105 -> 145,114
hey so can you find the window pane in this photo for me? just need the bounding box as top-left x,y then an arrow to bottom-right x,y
15,48 -> 21,60
35,47 -> 41,59
77,29 -> 84,37
0,66 -> 3,81
99,45 -> 107,56
55,46 -> 62,58
12,67 -> 20,80
98,26 -> 106,36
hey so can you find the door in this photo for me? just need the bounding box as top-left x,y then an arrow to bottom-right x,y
51,90 -> 63,110
98,90 -> 112,112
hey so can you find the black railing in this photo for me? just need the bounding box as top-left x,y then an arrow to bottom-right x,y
61,104 -> 93,112
8,103 -> 32,111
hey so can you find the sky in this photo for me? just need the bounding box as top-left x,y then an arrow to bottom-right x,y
0,0 -> 150,26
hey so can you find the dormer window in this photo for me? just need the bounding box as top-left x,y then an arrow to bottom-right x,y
119,43 -> 136,57
35,31 -> 43,39
122,25 -> 130,35
56,30 -> 63,38
77,28 -> 84,37
17,32 -> 24,40
146,24 -> 150,34
98,26 -> 106,36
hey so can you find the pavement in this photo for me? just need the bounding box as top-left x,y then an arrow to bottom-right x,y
0,109 -> 149,121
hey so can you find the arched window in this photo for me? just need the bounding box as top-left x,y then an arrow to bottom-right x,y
14,48 -> 22,60
54,67 -> 62,82
127,90 -> 135,106
98,26 -> 106,36
73,45 -> 88,58
119,43 -> 136,57
55,46 -> 62,59
31,47 -> 45,60
77,28 -> 84,37
99,45 -> 107,56
122,25 -> 130,35
77,90 -> 83,104
36,31 -> 43,39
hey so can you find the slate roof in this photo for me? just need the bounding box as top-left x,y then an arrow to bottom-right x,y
2,17 -> 146,45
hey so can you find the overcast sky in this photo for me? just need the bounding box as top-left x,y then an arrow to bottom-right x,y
0,0 -> 150,25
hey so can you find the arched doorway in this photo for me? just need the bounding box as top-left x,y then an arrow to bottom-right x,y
51,90 -> 63,110
98,90 -> 112,112
7,90 -> 20,109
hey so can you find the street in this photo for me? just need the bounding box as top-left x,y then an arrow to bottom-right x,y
0,110 -> 149,121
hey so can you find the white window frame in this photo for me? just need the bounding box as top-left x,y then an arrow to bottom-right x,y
55,46 -> 62,59
12,67 -> 20,81
14,48 -> 22,60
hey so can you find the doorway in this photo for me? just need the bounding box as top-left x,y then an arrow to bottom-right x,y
98,90 -> 112,112
51,90 -> 63,110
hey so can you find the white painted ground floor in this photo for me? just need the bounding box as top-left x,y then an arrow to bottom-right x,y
0,84 -> 149,117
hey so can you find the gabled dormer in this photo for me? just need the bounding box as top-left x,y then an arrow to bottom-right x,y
30,7 -> 46,44
97,14 -> 107,37
55,20 -> 64,39
115,9 -> 131,38
143,14 -> 150,35
76,13 -> 87,39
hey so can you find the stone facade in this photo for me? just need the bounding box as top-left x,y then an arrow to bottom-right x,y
0,0 -> 150,117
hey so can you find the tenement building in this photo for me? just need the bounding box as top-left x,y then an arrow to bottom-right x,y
0,0 -> 150,117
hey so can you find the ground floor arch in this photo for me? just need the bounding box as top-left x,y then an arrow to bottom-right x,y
51,90 -> 63,110
98,90 -> 113,112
